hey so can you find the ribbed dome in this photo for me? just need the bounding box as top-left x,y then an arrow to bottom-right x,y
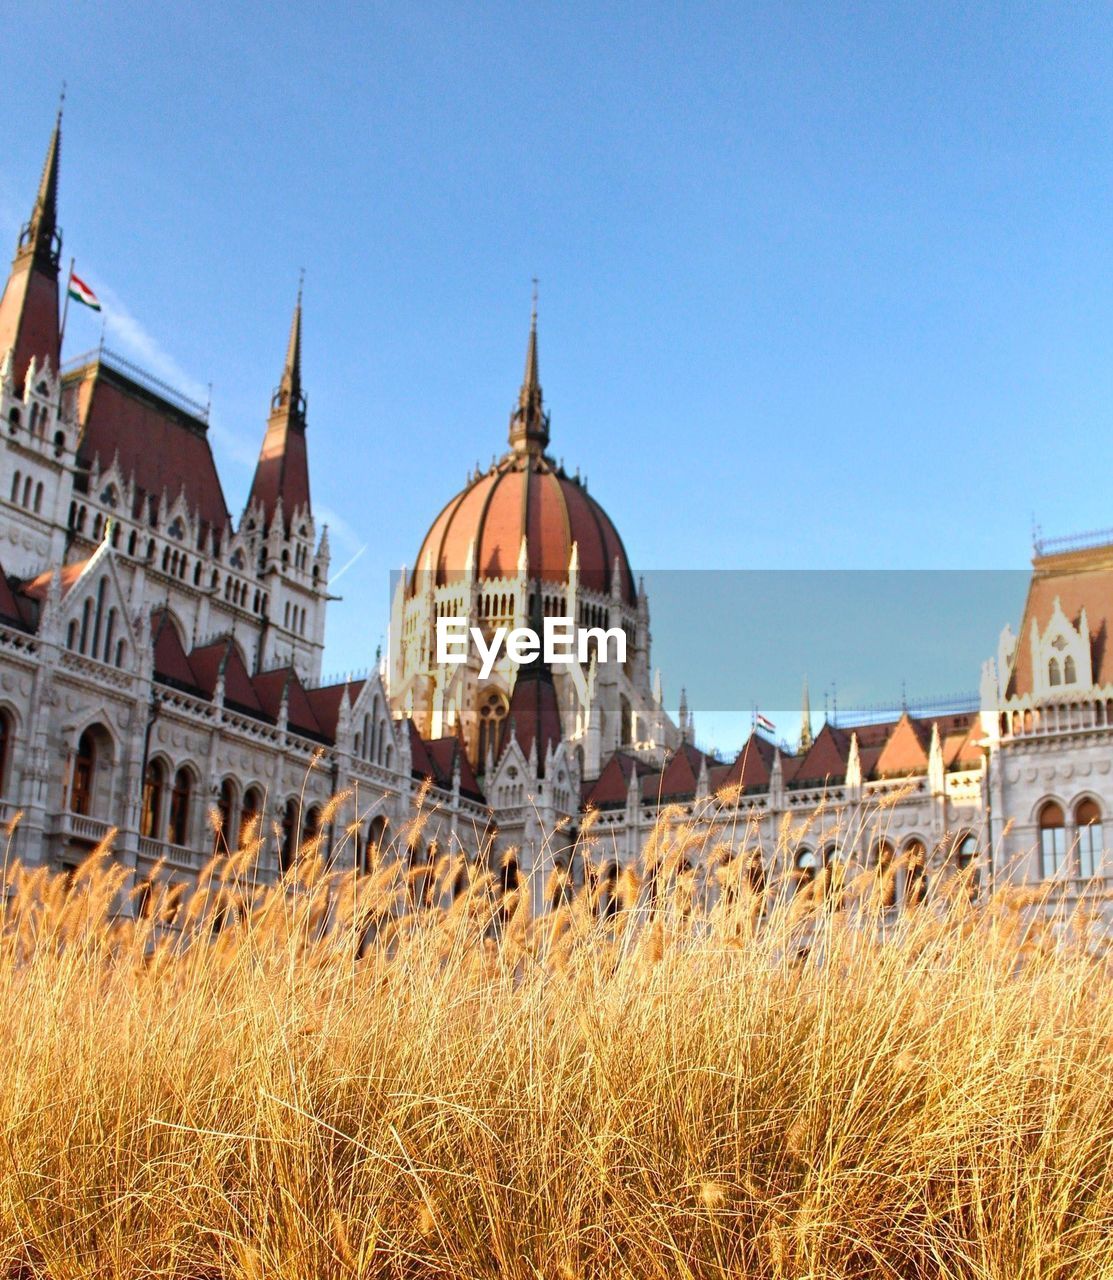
410,303 -> 636,605
412,450 -> 636,604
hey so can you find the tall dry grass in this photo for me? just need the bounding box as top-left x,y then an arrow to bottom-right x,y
0,796 -> 1110,1280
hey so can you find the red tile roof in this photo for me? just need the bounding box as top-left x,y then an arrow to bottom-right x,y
1006,544 -> 1113,696
506,661 -> 563,771
187,636 -> 265,715
252,667 -> 324,740
873,711 -> 930,777
151,609 -> 203,693
305,680 -> 366,740
0,257 -> 59,394
583,751 -> 650,809
63,359 -> 229,536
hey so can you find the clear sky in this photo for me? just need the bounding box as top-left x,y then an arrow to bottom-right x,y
3,4 -> 1112,755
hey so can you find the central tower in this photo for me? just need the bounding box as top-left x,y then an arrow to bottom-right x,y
389,304 -> 677,781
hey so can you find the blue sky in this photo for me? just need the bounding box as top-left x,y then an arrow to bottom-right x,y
3,3 -> 1112,755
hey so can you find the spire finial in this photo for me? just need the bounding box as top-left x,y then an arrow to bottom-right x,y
799,675 -> 813,754
509,280 -> 548,456
271,278 -> 305,423
58,82 -> 66,123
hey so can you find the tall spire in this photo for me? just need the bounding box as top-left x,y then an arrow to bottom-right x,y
798,676 -> 814,754
508,279 -> 550,457
18,102 -> 62,270
0,109 -> 63,390
246,279 -> 311,531
271,271 -> 305,424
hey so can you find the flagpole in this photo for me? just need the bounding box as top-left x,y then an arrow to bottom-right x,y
58,256 -> 74,357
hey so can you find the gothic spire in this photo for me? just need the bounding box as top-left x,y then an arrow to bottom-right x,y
799,675 -> 814,754
18,106 -> 62,270
0,110 -> 63,391
508,281 -> 550,457
271,274 -> 305,424
246,281 -> 311,531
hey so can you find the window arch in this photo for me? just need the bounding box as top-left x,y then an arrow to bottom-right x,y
364,815 -> 388,872
873,839 -> 896,908
1064,656 -> 1077,684
141,758 -> 167,839
904,840 -> 927,906
238,787 -> 263,851
1038,802 -> 1066,877
794,847 -> 818,889
1049,657 -> 1062,686
1076,798 -> 1103,878
68,726 -> 111,817
0,709 -> 12,797
9,471 -> 20,503
477,691 -> 508,769
279,798 -> 298,873
167,767 -> 193,846
216,778 -> 238,852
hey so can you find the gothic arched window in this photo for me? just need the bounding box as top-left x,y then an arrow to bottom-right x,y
141,759 -> 167,839
167,767 -> 193,846
1038,802 -> 1066,878
1076,798 -> 1103,878
477,692 -> 508,769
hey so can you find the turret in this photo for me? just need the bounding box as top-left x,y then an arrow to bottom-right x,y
0,111 -> 63,393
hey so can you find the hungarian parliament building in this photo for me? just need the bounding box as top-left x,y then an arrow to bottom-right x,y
0,114 -> 1108,917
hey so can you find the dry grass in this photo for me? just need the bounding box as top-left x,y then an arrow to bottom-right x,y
0,800 -> 1110,1280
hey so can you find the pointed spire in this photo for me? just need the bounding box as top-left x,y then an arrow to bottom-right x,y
17,104 -> 62,269
0,111 -> 63,390
798,676 -> 813,754
245,278 -> 311,531
508,280 -> 550,457
271,273 -> 305,423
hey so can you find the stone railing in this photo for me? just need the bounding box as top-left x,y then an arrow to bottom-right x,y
999,692 -> 1113,741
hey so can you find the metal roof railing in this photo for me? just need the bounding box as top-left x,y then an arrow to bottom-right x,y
62,346 -> 210,422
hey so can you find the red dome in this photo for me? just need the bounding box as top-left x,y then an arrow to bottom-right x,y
413,451 -> 636,604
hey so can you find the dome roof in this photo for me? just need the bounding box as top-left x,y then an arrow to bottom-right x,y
410,303 -> 637,606
413,451 -> 636,604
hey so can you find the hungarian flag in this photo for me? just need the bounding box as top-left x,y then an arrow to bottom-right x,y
756,713 -> 775,734
67,271 -> 101,312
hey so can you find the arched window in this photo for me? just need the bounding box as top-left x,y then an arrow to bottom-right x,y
364,815 -> 388,872
596,859 -> 620,918
9,471 -> 20,503
279,798 -> 298,873
141,759 -> 166,839
874,840 -> 896,908
0,710 -> 12,797
167,767 -> 192,846
904,840 -> 927,906
69,729 -> 98,816
1076,799 -> 1103,878
33,482 -> 43,514
22,476 -> 32,508
1038,802 -> 1066,877
301,805 -> 323,851
408,838 -> 432,907
1064,656 -> 1077,684
238,787 -> 263,850
477,692 -> 508,769
795,848 -> 818,889
216,779 -> 237,852
1049,658 -> 1062,686
620,696 -> 632,746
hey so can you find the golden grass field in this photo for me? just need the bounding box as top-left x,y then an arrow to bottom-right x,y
0,791 -> 1110,1280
